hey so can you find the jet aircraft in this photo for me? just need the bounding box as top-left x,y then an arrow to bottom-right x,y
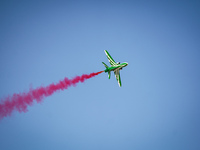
102,50 -> 128,87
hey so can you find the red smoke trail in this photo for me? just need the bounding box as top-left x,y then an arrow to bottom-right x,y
0,71 -> 104,120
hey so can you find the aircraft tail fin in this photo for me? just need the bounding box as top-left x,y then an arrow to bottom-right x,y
102,62 -> 111,79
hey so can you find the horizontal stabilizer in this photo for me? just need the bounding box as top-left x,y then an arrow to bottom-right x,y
108,71 -> 111,79
102,62 -> 109,68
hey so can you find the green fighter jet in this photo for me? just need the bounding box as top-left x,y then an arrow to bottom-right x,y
102,50 -> 128,87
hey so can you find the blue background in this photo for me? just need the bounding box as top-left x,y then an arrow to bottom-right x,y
0,0 -> 200,150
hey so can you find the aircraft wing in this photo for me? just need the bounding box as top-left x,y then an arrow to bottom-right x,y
104,50 -> 117,66
114,70 -> 122,87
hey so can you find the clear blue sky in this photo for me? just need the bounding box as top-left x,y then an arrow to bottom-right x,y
0,0 -> 200,150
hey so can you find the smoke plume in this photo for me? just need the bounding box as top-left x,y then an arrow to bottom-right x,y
0,71 -> 103,120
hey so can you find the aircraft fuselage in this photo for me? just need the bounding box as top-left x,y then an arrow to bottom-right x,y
104,62 -> 128,73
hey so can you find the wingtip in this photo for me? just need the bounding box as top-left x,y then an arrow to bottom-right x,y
118,82 -> 121,87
